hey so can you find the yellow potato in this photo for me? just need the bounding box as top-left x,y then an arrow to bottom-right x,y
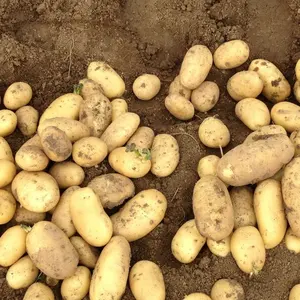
15,106 -> 39,136
90,236 -> 131,300
133,74 -> 161,100
184,293 -> 212,300
285,228 -> 300,254
4,82 -> 32,110
290,284 -> 300,300
296,59 -> 300,81
235,98 -> 270,130
291,130 -> 300,157
249,59 -> 291,103
294,81 -> 300,103
14,205 -> 46,225
169,75 -> 191,99
171,219 -> 206,263
197,155 -> 220,178
23,283 -> 54,300
111,98 -> 128,121
0,159 -> 16,188
6,255 -> 39,289
207,235 -> 231,257
0,189 -> 16,224
129,260 -> 165,300
165,94 -> 195,120
231,226 -> 266,274
211,279 -> 244,300
179,45 -> 213,89
112,189 -> 167,242
0,109 -> 17,137
0,137 -> 13,162
127,126 -> 155,149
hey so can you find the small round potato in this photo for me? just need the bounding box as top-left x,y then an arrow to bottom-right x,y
198,117 -> 230,148
197,155 -> 220,178
169,75 -> 191,99
127,126 -> 155,149
15,106 -> 39,136
0,189 -> 16,224
207,235 -> 231,257
290,284 -> 300,300
285,228 -> 300,254
133,74 -> 161,100
294,81 -> 300,103
4,82 -> 32,110
14,205 -> 46,225
23,282 -> 54,300
0,109 -> 17,137
72,136 -> 108,167
291,130 -> 300,156
0,159 -> 16,188
184,293 -> 212,300
211,279 -> 245,300
165,94 -> 195,120
0,137 -> 14,162
191,81 -> 219,112
111,98 -> 128,121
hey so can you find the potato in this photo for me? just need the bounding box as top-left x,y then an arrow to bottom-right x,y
15,106 -> 39,136
26,221 -> 79,279
14,205 -> 46,225
227,70 -> 264,101
70,187 -> 113,247
151,134 -> 179,177
127,126 -> 155,149
22,133 -> 43,148
211,279 -> 245,300
191,81 -> 219,112
6,255 -> 39,289
70,236 -> 100,268
38,117 -> 90,142
101,112 -> 140,152
112,189 -> 167,242
193,176 -> 234,241
87,173 -> 135,209
15,145 -> 49,171
165,94 -> 195,120
111,98 -> 128,121
235,98 -> 270,130
217,134 -> 294,186
0,109 -> 17,137
184,293 -> 212,300
61,266 -> 91,300
249,59 -> 291,103
171,219 -> 206,263
230,187 -> 256,229
39,93 -> 83,124
129,260 -> 165,300
49,162 -> 84,188
0,189 -> 16,224
0,159 -> 16,188
51,186 -> 79,237
254,179 -> 287,249
296,59 -> 300,81
198,117 -> 230,148
285,228 -> 300,254
23,283 -> 54,300
290,284 -> 300,300
169,75 -> 191,99
231,226 -> 265,274
179,45 -> 213,89
12,171 -> 60,212
294,81 -> 300,103
4,82 -> 32,110
0,137 -> 13,162
291,130 -> 300,157
197,155 -> 220,178
90,236 -> 131,300
133,74 -> 161,100
87,61 -> 125,98
214,40 -> 249,70
207,235 -> 231,257
72,136 -> 108,167
0,225 -> 27,267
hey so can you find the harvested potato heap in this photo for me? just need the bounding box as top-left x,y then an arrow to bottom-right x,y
1,40 -> 300,299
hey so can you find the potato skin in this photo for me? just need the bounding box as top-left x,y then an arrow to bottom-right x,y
0,189 -> 16,224
165,94 -> 195,120
197,155 -> 220,178
285,228 -> 300,254
15,105 -> 39,136
0,109 -> 17,137
0,159 -> 16,188
127,126 -> 155,149
14,205 -> 46,225
294,81 -> 300,103
184,293 -> 212,300
4,82 -> 32,110
291,130 -> 300,157
290,284 -> 300,300
23,282 -> 54,300
133,74 -> 161,101
193,175 -> 234,241
169,75 -> 191,100
26,221 -> 79,279
0,137 -> 14,162
111,98 -> 128,121
211,279 -> 245,300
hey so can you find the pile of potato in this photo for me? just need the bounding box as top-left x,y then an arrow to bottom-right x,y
1,39 -> 300,300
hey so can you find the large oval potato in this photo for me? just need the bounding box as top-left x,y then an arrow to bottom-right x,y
90,236 -> 131,300
4,82 -> 32,110
0,137 -> 13,162
249,59 -> 291,103
0,159 -> 16,188
197,155 -> 220,178
111,98 -> 128,121
0,109 -> 17,137
184,293 -> 212,300
207,235 -> 231,258
290,284 -> 300,300
169,75 -> 191,99
14,205 -> 46,225
0,189 -> 16,224
26,221 -> 79,279
285,227 -> 300,254
193,175 -> 234,241
211,278 -> 245,300
112,189 -> 167,242
127,126 -> 155,149
133,74 -> 161,101
16,106 -> 39,136
179,45 -> 213,89
217,134 -> 294,186
24,283 -> 54,300
165,94 -> 195,120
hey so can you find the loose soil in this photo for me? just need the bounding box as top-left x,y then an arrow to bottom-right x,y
1,0 -> 300,299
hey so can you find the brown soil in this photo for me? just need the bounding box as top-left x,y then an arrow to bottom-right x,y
1,0 -> 300,299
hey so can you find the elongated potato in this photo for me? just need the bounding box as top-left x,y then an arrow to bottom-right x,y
130,260 -> 165,300
249,59 -> 291,103
0,159 -> 16,188
23,283 -> 54,300
290,284 -> 300,300
197,155 -> 220,178
294,81 -> 300,103
211,279 -> 245,300
4,82 -> 32,110
184,293 -> 212,300
179,45 -> 213,89
165,94 -> 195,120
231,226 -> 266,274
14,205 -> 46,225
111,98 -> 128,121
169,75 -> 191,99
0,109 -> 17,137
90,236 -> 131,300
291,130 -> 300,157
133,74 -> 161,100
0,137 -> 13,162
151,134 -> 179,177
112,189 -> 167,242
193,176 -> 234,241
127,126 -> 155,149
0,189 -> 16,224
16,105 -> 39,136
207,235 -> 231,257
285,228 -> 300,254
217,134 -> 294,186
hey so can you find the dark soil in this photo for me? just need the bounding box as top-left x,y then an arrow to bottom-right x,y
1,0 -> 300,299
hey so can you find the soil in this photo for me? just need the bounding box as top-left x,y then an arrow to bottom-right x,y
1,0 -> 300,299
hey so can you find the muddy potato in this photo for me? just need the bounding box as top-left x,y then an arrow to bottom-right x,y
294,81 -> 300,103
0,109 -> 17,137
207,235 -> 231,257
72,136 -> 108,167
127,126 -> 155,149
133,74 -> 161,100
6,255 -> 39,289
290,284 -> 300,300
211,279 -> 245,300
179,45 -> 213,89
0,137 -> 13,162
14,205 -> 46,225
171,219 -> 206,263
87,173 -> 135,209
198,117 -> 230,148
129,260 -> 165,300
197,155 -> 220,178
15,106 -> 39,136
0,189 -> 16,224
285,228 -> 300,254
249,59 -> 291,103
193,176 -> 234,241
165,93 -> 195,120
90,236 -> 131,300
217,134 -> 294,186
0,159 -> 16,188
169,75 -> 191,99
112,189 -> 167,242
184,293 -> 212,300
111,98 -> 128,121
231,226 -> 266,274
4,82 -> 32,110
235,98 -> 270,130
